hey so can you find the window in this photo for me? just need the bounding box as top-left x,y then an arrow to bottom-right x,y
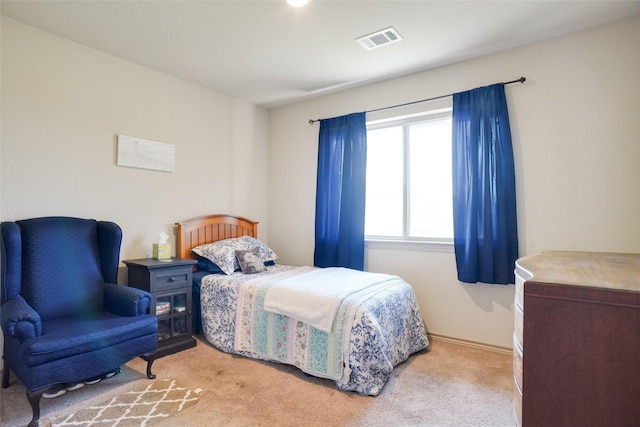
365,105 -> 453,242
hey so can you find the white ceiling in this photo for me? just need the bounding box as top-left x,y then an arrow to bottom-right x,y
2,1 -> 639,108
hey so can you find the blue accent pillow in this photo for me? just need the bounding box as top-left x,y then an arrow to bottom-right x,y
192,254 -> 224,274
193,254 -> 274,274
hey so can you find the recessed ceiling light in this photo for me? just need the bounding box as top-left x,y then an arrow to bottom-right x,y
287,0 -> 310,7
356,27 -> 403,50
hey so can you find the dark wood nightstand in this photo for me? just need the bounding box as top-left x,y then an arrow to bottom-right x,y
123,257 -> 197,377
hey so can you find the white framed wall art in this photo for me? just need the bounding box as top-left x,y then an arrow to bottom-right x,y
117,134 -> 175,172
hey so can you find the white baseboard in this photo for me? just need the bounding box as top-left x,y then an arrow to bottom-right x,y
428,332 -> 512,356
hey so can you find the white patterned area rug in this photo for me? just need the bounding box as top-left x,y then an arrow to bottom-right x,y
50,379 -> 201,427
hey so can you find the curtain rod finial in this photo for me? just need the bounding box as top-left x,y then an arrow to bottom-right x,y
518,76 -> 526,83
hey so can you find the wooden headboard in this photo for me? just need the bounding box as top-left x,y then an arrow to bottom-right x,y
175,214 -> 259,260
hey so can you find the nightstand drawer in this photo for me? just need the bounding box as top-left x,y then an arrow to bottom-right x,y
150,268 -> 191,291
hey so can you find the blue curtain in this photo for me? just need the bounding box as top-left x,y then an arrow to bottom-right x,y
314,112 -> 367,270
452,84 -> 518,284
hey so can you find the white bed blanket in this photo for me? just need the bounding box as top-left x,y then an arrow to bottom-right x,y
263,266 -> 397,333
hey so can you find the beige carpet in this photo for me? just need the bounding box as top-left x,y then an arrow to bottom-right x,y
1,336 -> 514,427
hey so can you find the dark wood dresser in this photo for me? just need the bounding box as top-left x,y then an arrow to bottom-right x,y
514,251 -> 640,427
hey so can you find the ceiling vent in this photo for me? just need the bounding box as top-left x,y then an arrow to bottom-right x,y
356,27 -> 403,50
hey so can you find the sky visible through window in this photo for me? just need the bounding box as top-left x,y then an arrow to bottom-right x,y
365,115 -> 453,240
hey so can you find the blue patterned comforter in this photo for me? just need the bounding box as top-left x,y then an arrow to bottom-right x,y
199,265 -> 428,396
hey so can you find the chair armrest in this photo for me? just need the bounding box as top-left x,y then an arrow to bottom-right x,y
0,295 -> 42,341
103,283 -> 153,316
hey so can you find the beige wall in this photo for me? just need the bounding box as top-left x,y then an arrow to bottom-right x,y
268,16 -> 640,348
0,17 -> 272,353
1,17 -> 270,262
1,16 -> 639,353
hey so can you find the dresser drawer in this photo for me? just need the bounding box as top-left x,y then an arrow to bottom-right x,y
149,267 -> 191,291
515,271 -> 525,309
513,334 -> 523,391
514,376 -> 523,427
514,302 -> 524,349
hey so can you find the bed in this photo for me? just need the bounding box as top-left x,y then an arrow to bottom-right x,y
176,214 -> 428,396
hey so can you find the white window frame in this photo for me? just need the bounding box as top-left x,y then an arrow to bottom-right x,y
364,98 -> 454,250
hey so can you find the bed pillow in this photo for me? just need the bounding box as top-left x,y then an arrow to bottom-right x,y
235,247 -> 267,274
192,254 -> 224,274
191,236 -> 278,275
238,235 -> 279,262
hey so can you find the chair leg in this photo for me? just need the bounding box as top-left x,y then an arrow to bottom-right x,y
146,358 -> 156,379
26,387 -> 47,427
2,359 -> 9,388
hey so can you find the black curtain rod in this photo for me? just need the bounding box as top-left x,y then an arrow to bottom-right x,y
308,76 -> 526,124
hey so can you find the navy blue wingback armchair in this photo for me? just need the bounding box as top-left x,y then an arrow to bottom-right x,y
1,217 -> 158,427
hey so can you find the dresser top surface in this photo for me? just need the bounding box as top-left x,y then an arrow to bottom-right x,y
516,251 -> 640,292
